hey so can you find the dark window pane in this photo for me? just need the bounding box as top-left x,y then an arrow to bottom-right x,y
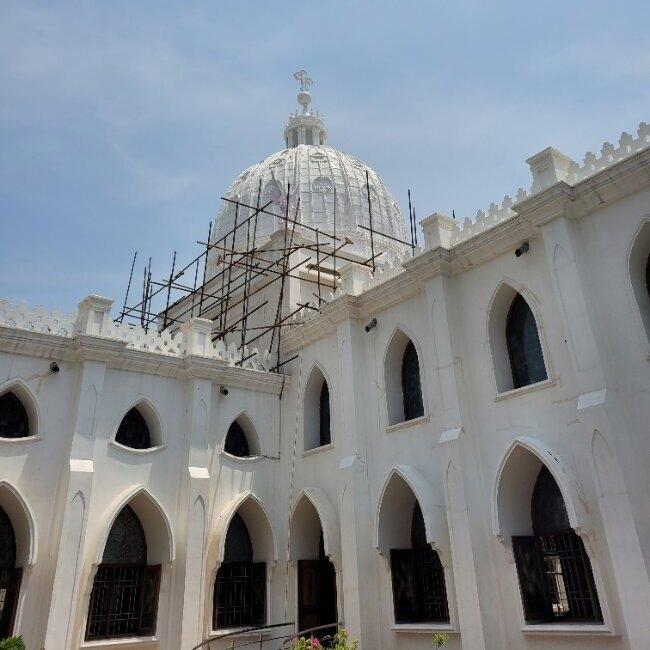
646,252 -> 650,299
115,408 -> 151,450
0,507 -> 16,569
506,294 -> 547,389
102,506 -> 147,565
390,549 -> 417,623
410,502 -> 427,550
401,341 -> 424,421
531,467 -> 570,536
224,421 -> 250,458
139,564 -> 161,635
0,393 -> 29,439
0,567 -> 22,639
224,513 -> 253,563
319,381 -> 331,447
412,547 -> 449,623
213,561 -> 267,629
513,536 -> 549,622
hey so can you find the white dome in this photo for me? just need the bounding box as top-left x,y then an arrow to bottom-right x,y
213,144 -> 406,257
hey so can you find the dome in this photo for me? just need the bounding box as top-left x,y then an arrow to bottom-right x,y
212,71 -> 406,261
213,144 -> 406,257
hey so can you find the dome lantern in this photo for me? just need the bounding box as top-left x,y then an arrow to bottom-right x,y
284,70 -> 327,148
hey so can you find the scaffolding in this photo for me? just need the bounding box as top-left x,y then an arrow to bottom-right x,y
117,182 -> 418,373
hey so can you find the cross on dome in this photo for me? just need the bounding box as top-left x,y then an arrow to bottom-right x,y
284,70 -> 327,147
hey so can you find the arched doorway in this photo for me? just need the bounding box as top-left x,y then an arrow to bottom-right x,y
290,495 -> 338,641
0,505 -> 21,639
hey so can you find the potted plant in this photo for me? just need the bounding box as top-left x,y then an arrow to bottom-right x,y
0,637 -> 25,650
433,632 -> 450,647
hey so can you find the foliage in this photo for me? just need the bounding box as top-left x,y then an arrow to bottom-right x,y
290,629 -> 358,650
0,638 -> 25,650
433,633 -> 450,647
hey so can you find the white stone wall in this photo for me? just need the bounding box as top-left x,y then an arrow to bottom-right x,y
0,138 -> 648,650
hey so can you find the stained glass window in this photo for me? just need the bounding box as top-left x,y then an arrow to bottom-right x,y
506,294 -> 547,389
0,393 -> 29,439
115,408 -> 152,450
401,341 -> 424,421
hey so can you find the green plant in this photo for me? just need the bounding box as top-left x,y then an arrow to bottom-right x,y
291,638 -> 322,649
330,628 -> 359,650
433,632 -> 450,647
0,637 -> 25,650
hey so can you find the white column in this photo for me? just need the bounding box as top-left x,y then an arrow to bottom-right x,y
44,296 -> 114,649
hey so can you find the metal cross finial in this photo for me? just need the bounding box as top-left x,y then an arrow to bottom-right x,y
293,69 -> 313,92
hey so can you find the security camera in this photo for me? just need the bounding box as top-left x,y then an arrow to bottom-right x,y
365,317 -> 377,333
49,361 -> 60,374
515,242 -> 530,257
219,385 -> 229,396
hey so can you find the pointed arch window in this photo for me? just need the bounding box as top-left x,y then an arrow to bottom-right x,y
390,502 -> 449,624
319,381 -> 331,447
86,505 -> 161,640
512,467 -> 602,624
506,294 -> 547,389
225,421 -> 250,458
0,392 -> 29,439
0,506 -> 22,638
115,408 -> 152,450
214,513 -> 266,629
401,341 -> 424,421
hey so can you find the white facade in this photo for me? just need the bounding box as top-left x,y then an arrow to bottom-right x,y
0,86 -> 649,649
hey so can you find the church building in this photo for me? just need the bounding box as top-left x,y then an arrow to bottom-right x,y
0,73 -> 649,649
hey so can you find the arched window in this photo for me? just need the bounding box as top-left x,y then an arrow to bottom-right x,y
0,506 -> 22,638
224,421 -> 250,458
506,294 -> 547,389
401,341 -> 424,421
0,392 -> 29,439
390,502 -> 449,624
319,382 -> 331,447
115,408 -> 152,450
86,505 -> 161,640
214,513 -> 265,629
512,467 -> 602,624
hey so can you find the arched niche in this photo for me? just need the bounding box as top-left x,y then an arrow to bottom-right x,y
95,487 -> 174,566
0,482 -> 36,567
488,282 -> 548,393
492,437 -> 589,543
303,364 -> 331,451
113,398 -> 163,451
213,492 -> 276,567
0,380 -> 39,439
223,412 -> 260,458
375,466 -> 449,563
629,219 -> 650,343
383,328 -> 425,426
289,488 -> 340,564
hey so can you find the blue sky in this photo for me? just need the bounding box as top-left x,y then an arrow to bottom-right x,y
1,1 -> 648,311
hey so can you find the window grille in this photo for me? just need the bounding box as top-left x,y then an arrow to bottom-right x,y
214,512 -> 265,629
390,502 -> 449,624
319,382 -> 331,447
0,506 -> 21,638
401,341 -> 424,421
0,392 -> 29,439
506,294 -> 547,388
512,466 -> 602,624
86,506 -> 161,640
115,408 -> 152,450
225,421 -> 250,458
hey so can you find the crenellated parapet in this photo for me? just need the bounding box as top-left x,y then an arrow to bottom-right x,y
0,297 -> 272,372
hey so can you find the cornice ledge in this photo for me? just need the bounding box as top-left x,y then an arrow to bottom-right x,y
73,333 -> 128,361
357,267 -> 420,317
511,182 -> 573,227
215,364 -> 287,394
403,247 -> 450,283
0,326 -> 76,359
